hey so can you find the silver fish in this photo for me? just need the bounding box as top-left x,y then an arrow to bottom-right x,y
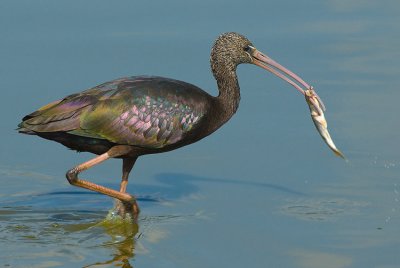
305,88 -> 344,159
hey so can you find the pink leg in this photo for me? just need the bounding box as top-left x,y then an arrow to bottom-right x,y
115,157 -> 139,217
120,158 -> 137,193
65,146 -> 139,218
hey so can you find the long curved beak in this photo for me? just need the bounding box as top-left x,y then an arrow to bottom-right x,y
249,46 -> 325,111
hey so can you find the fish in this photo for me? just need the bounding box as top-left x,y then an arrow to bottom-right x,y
305,88 -> 344,159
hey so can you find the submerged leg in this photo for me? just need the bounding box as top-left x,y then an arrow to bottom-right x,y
65,146 -> 139,218
114,157 -> 139,217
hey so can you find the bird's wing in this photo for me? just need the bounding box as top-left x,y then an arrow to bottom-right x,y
18,92 -> 98,133
20,76 -> 211,148
70,77 -> 210,148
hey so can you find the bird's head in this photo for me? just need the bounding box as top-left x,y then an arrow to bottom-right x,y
211,32 -> 311,94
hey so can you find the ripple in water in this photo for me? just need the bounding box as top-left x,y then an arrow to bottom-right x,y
281,198 -> 369,221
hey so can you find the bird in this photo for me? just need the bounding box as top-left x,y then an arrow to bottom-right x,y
18,32 -> 314,219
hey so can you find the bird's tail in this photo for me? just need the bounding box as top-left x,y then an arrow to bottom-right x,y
16,122 -> 37,135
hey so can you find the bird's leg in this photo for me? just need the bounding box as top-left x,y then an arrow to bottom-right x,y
114,157 -> 139,218
65,146 -> 139,219
120,158 -> 136,193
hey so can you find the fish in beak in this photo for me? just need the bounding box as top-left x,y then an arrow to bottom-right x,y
305,88 -> 344,158
248,46 -> 344,158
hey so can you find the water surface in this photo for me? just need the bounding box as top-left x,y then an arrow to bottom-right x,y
1,1 -> 400,267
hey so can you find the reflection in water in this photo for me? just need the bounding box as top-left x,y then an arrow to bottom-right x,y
83,212 -> 139,268
0,202 -> 196,267
0,207 -> 139,267
0,206 -> 139,267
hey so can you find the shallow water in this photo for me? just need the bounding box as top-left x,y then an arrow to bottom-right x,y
1,0 -> 400,267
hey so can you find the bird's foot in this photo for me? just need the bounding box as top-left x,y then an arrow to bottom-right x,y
112,198 -> 140,221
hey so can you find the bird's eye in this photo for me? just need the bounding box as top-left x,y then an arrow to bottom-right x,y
243,46 -> 251,52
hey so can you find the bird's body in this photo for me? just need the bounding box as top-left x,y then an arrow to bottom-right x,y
18,32 -> 316,219
19,76 -> 217,157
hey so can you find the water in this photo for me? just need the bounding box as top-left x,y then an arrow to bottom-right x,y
1,0 -> 400,267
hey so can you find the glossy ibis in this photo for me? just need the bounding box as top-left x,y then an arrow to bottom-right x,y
18,32 -> 318,219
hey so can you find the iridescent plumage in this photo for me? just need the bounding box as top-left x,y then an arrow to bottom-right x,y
19,76 -> 211,153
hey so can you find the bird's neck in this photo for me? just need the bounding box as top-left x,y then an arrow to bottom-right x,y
210,67 -> 241,130
216,71 -> 240,116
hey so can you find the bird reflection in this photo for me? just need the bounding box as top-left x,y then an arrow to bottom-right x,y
83,215 -> 139,268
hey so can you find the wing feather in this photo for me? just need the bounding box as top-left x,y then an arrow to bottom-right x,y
19,76 -> 211,149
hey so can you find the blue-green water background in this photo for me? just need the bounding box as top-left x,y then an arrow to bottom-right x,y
1,1 -> 400,267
